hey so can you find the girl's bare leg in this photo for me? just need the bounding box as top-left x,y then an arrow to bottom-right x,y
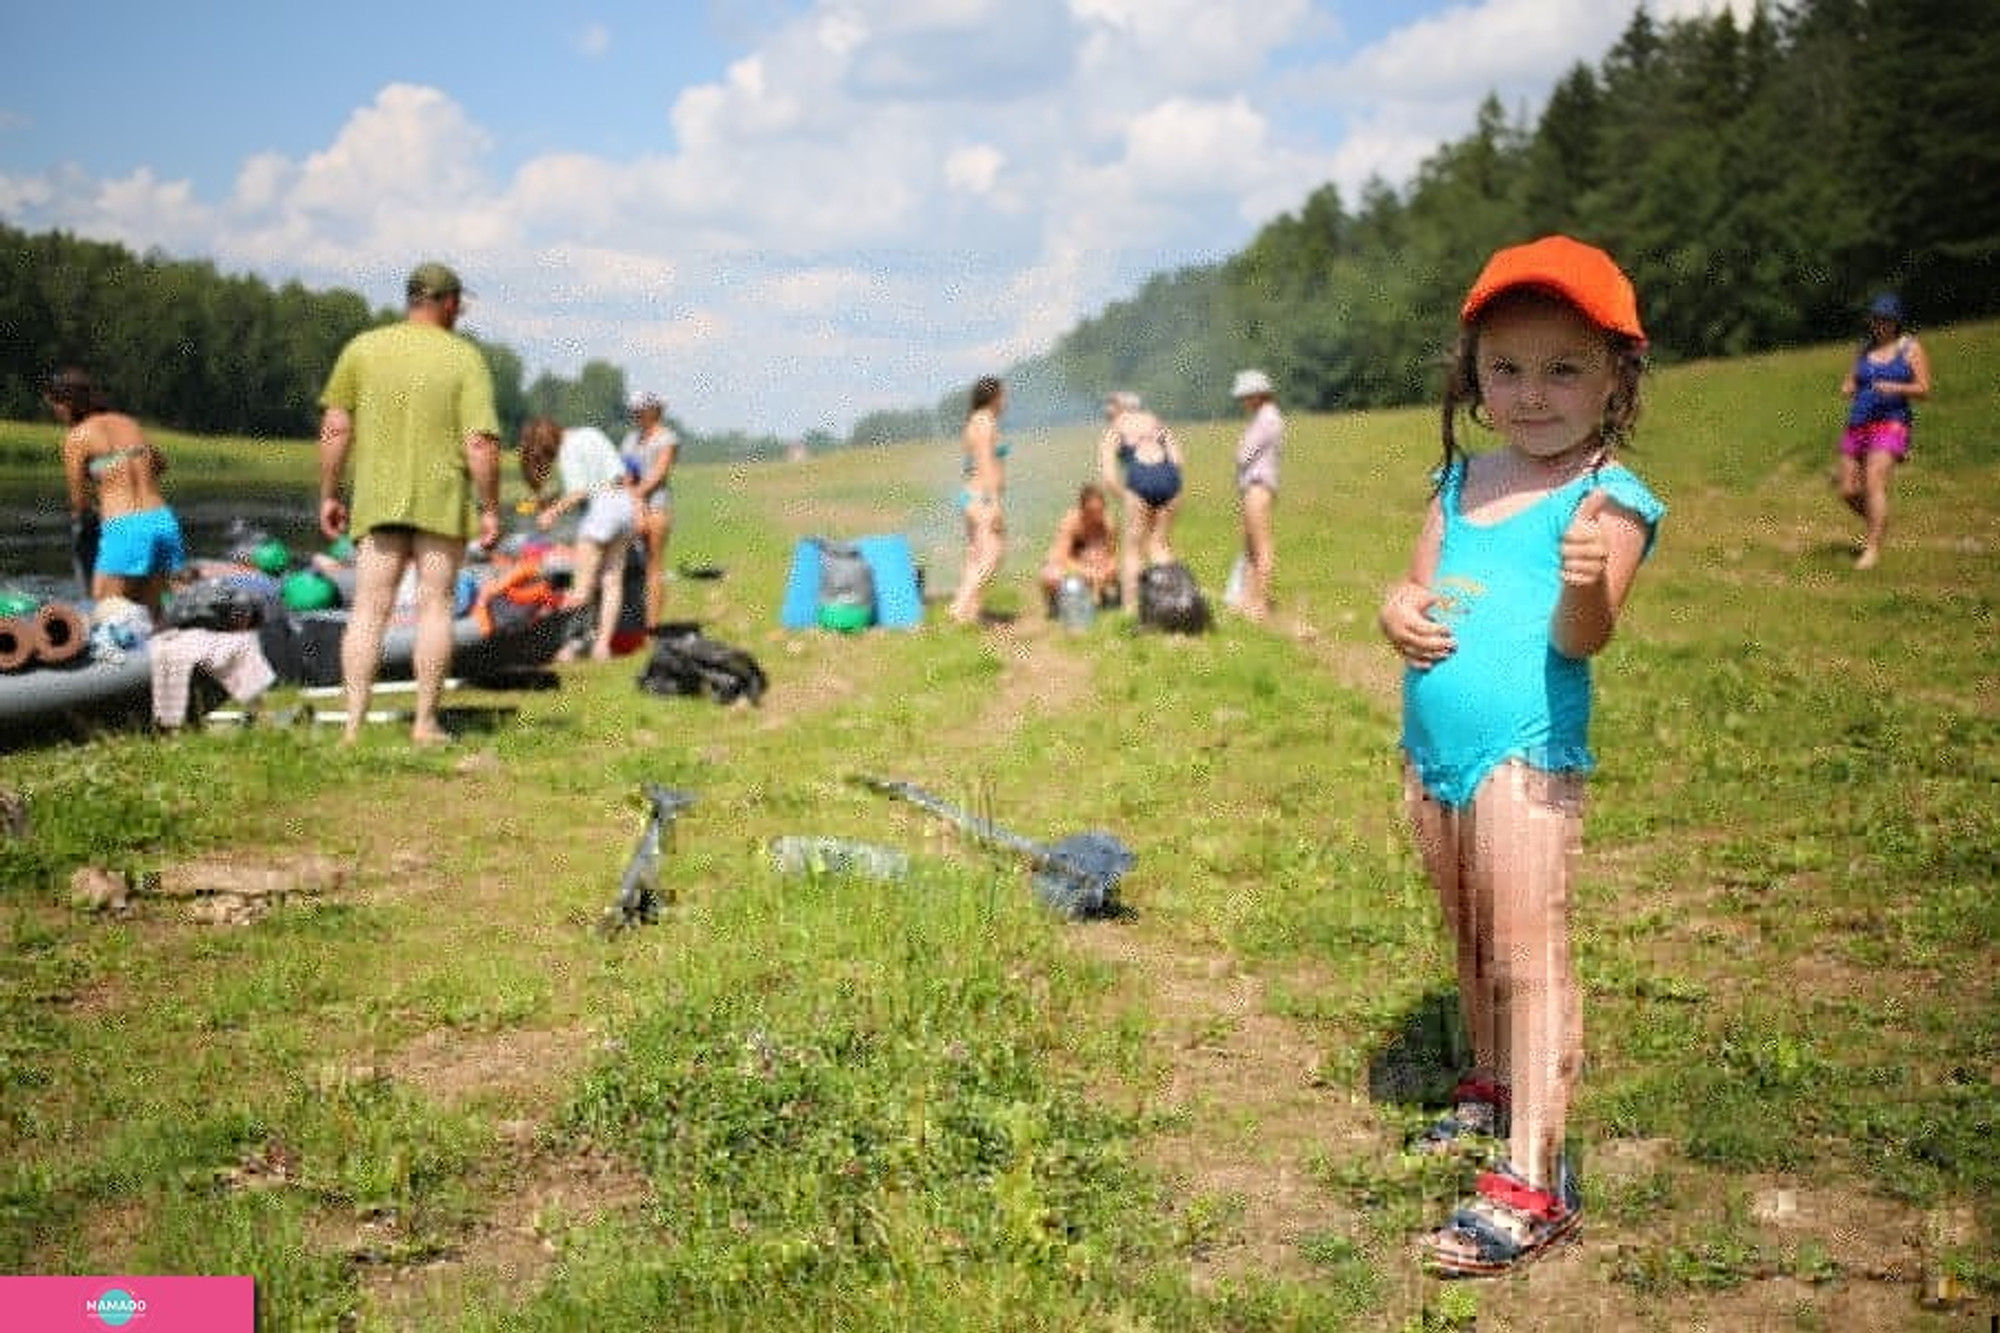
1470,761 -> 1585,1191
1405,766 -> 1500,1085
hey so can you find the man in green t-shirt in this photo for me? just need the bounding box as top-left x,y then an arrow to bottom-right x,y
318,261 -> 502,745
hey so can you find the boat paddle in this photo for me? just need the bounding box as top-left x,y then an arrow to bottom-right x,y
850,775 -> 1133,919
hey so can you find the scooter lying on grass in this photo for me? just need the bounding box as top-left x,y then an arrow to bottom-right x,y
599,784 -> 698,936
851,775 -> 1133,920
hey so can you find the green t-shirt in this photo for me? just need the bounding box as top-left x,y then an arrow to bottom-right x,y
320,322 -> 500,539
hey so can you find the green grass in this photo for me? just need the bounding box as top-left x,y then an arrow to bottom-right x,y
1,323 -> 1995,1329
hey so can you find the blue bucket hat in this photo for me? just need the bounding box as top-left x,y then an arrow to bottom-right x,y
1867,292 -> 1905,323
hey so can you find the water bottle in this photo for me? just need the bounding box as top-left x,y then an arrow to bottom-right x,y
769,836 -> 909,880
1056,575 -> 1095,632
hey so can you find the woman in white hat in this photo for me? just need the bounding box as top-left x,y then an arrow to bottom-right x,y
1228,369 -> 1282,621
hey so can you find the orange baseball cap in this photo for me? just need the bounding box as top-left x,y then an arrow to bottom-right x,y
1461,235 -> 1645,342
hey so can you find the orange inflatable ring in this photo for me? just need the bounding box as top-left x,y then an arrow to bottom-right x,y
0,616 -> 32,672
32,601 -> 90,665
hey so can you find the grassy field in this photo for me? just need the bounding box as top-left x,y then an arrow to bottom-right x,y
1,325 -> 1995,1331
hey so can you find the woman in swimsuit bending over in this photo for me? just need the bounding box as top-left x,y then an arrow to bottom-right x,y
46,367 -> 187,622
1098,390 -> 1184,609
947,376 -> 1009,626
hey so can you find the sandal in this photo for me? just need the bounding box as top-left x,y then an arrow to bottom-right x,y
1409,1077 -> 1510,1158
1421,1160 -> 1581,1278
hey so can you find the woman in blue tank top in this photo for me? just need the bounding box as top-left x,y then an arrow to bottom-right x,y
1835,293 -> 1932,570
1378,236 -> 1665,1278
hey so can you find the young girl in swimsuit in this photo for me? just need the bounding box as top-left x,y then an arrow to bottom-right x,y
947,376 -> 1008,626
1097,391 -> 1184,610
1377,236 -> 1664,1277
46,367 -> 187,622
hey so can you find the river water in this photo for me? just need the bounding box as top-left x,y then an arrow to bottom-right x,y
0,484 -> 324,590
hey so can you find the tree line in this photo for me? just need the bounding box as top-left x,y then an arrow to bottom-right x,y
996,0 -> 2000,427
0,225 -> 805,459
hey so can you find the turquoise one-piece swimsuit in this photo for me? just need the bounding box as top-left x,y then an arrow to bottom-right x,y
1401,459 -> 1665,807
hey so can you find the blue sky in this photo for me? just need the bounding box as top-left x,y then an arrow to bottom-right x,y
0,0 -> 1750,437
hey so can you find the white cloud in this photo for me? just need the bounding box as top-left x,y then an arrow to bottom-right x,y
1121,97 -> 1271,193
754,267 -> 878,315
576,22 -> 611,57
944,143 -> 1004,195
1073,0 -> 1314,89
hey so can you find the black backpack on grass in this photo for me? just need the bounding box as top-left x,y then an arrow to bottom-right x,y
637,622 -> 768,705
1137,561 -> 1210,634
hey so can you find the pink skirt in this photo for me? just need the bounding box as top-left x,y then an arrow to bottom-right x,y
1841,420 -> 1910,460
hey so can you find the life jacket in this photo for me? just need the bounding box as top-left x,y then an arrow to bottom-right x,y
471,560 -> 565,637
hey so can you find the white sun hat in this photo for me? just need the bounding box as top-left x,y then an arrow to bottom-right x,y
1230,369 -> 1273,399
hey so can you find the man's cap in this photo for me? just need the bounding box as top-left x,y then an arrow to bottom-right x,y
627,390 -> 665,413
1230,369 -> 1274,399
406,261 -> 464,301
1461,235 -> 1645,342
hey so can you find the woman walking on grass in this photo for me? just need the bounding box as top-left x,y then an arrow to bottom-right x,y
1377,235 -> 1665,1277
1835,293 -> 1931,570
947,376 -> 1008,626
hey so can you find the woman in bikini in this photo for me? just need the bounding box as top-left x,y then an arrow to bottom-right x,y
947,376 -> 1009,626
46,368 -> 187,622
1098,390 -> 1184,610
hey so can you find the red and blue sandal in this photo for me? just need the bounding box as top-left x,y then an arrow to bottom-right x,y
1409,1077 -> 1510,1159
1420,1160 -> 1581,1277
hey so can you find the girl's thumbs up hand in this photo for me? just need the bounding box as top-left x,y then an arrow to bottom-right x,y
1559,490 -> 1613,586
